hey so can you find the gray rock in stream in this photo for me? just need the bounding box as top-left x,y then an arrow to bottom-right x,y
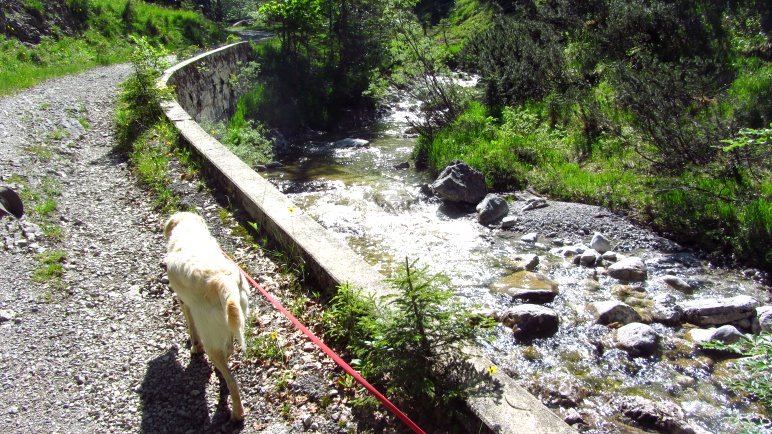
430,160 -> 487,205
686,325 -> 744,347
499,304 -> 559,339
613,395 -> 701,434
756,306 -> 772,333
588,300 -> 642,325
679,295 -> 759,327
607,257 -> 648,282
590,232 -> 612,254
334,137 -> 369,148
651,293 -> 684,325
476,194 -> 509,225
580,249 -> 601,267
615,322 -> 659,357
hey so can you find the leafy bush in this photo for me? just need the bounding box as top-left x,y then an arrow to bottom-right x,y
462,15 -> 565,107
114,35 -> 170,150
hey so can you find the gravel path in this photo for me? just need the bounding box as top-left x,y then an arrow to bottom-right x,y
0,66 -> 390,434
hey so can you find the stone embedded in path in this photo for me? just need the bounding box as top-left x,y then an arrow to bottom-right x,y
607,257 -> 647,282
430,160 -> 487,205
588,300 -> 642,325
491,271 -> 559,303
521,198 -> 548,211
686,325 -> 744,347
679,295 -> 759,327
477,194 -> 509,225
499,304 -> 559,339
615,322 -> 659,357
0,309 -> 16,323
590,233 -> 612,254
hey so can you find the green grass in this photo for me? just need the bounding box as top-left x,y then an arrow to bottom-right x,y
129,121 -> 181,214
32,250 -> 67,290
0,0 -> 223,96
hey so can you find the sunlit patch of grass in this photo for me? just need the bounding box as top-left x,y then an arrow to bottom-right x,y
32,250 -> 67,290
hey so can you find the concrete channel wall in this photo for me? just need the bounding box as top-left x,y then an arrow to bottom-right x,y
159,41 -> 575,434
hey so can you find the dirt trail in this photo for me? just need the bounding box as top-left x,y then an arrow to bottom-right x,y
0,65 -> 374,433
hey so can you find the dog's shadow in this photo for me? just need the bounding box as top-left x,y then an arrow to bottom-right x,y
138,346 -> 243,434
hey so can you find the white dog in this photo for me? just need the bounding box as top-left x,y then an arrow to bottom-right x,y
163,212 -> 250,421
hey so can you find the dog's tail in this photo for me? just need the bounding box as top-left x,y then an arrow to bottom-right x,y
226,295 -> 245,349
219,274 -> 246,350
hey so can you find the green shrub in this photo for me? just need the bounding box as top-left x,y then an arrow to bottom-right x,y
324,283 -> 378,351
359,258 -> 494,409
114,35 -> 170,150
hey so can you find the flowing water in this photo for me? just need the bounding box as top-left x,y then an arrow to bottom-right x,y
262,100 -> 770,433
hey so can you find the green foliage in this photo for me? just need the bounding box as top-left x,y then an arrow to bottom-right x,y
205,117 -> 274,168
0,0 -> 223,96
418,102 -> 568,189
115,35 -> 170,151
114,36 -> 182,213
324,283 -> 378,351
416,0 -> 772,271
252,0 -> 400,130
359,258 -> 494,408
462,15 -> 564,107
703,332 -> 772,426
245,324 -> 285,365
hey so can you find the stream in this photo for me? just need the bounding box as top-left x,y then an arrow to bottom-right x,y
261,96 -> 770,433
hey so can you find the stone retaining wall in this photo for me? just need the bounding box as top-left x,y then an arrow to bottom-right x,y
160,41 -> 575,434
165,42 -> 251,122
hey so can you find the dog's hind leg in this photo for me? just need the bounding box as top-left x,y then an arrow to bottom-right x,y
208,349 -> 245,422
180,301 -> 204,355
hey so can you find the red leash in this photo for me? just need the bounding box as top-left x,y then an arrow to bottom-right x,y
226,253 -> 426,434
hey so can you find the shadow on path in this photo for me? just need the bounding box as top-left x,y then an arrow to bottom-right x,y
139,346 -> 243,434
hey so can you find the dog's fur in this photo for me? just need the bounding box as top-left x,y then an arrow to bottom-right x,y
163,212 -> 250,421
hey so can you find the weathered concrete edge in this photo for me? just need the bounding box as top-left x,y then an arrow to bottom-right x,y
159,42 -> 576,434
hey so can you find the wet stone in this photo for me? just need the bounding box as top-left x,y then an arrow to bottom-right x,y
491,271 -> 559,303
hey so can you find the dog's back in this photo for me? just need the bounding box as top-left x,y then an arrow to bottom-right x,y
163,212 -> 250,420
164,212 -> 249,353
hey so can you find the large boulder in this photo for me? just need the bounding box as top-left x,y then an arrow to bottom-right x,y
607,257 -> 648,282
492,271 -> 559,303
615,322 -> 660,357
588,300 -> 642,325
679,295 -> 759,327
499,304 -> 559,339
430,160 -> 487,205
476,194 -> 509,225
